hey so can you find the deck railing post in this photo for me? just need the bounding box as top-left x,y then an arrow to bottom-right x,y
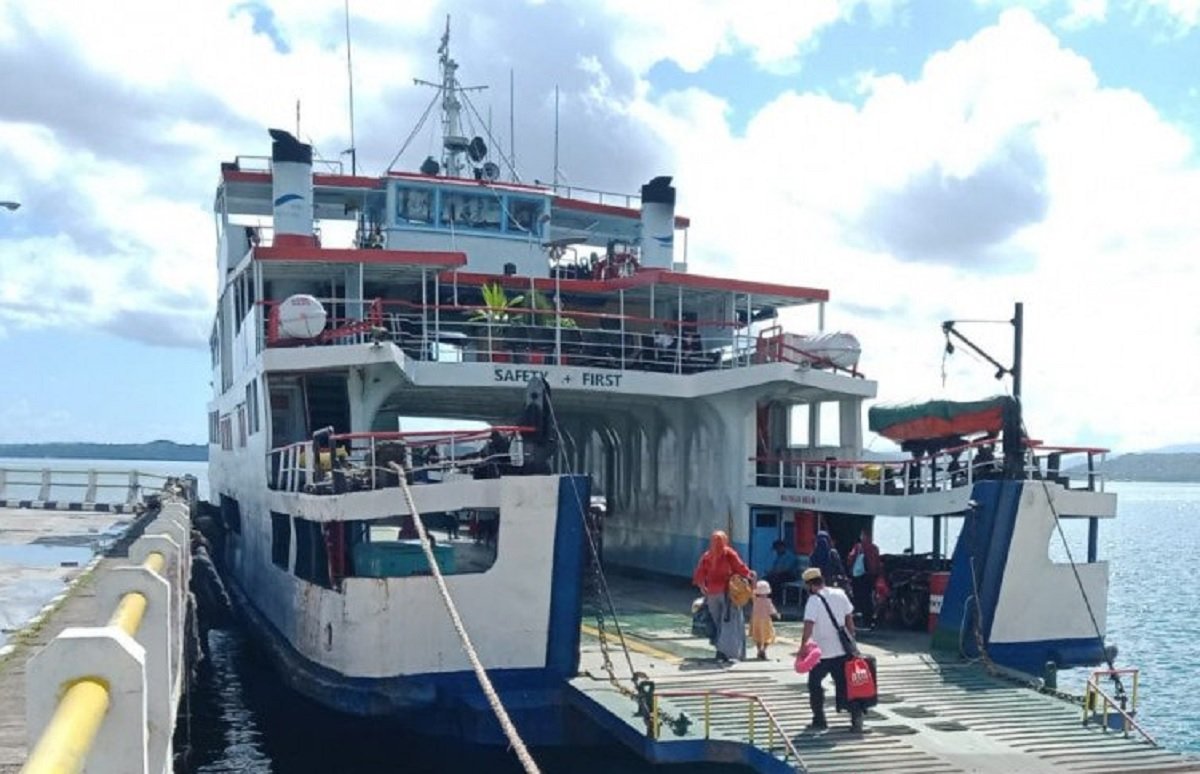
85,471 -> 98,503
127,471 -> 140,505
0,468 -> 6,499
39,469 -> 51,502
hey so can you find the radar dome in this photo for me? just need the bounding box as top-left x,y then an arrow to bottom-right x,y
276,294 -> 327,339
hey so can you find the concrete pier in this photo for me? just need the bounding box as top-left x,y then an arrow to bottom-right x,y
573,574 -> 1200,773
0,484 -> 195,774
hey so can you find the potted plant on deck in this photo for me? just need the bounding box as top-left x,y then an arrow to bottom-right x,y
518,289 -> 579,365
469,282 -> 523,362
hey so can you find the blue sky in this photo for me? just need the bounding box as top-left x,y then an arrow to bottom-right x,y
1,0 -> 1199,451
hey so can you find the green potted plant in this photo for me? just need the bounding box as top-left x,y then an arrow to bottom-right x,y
518,289 -> 579,364
469,282 -> 523,362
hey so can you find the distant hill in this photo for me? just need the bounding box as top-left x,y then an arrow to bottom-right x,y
1077,452 -> 1200,483
0,440 -> 207,462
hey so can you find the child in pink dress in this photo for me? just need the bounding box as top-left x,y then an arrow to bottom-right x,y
750,580 -> 780,660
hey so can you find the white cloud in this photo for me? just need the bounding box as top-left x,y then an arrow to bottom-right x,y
2,0 -> 1199,452
623,8 -> 1200,451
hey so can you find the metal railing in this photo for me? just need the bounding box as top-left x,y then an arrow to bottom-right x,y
650,689 -> 805,769
1082,668 -> 1155,745
750,441 -> 1109,498
269,426 -> 532,494
0,468 -> 171,505
258,296 -> 846,378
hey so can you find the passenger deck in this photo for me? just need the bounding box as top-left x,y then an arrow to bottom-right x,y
571,573 -> 1200,773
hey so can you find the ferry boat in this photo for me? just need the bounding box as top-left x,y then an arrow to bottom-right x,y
206,23 -> 1120,747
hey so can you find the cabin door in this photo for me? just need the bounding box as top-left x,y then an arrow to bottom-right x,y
749,507 -> 782,577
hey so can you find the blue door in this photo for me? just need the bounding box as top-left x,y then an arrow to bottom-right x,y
750,508 -> 782,577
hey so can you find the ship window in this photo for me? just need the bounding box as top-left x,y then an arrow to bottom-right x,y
396,187 -> 434,225
341,509 -> 499,579
294,517 -> 331,588
271,512 -> 290,569
236,404 -> 247,447
507,198 -> 541,235
441,192 -> 501,231
245,380 -> 260,435
220,494 -> 241,535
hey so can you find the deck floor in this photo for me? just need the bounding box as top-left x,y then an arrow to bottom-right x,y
574,573 -> 1200,774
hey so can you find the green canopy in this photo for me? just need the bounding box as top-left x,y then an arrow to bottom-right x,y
868,396 -> 1012,443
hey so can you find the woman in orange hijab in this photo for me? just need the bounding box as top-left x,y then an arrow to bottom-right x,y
693,530 -> 753,662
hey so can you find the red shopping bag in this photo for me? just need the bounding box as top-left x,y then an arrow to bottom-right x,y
845,656 -> 877,701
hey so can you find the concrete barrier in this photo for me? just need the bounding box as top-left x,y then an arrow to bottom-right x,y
21,496 -> 193,774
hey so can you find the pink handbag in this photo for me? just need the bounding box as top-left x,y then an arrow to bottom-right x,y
793,641 -> 822,674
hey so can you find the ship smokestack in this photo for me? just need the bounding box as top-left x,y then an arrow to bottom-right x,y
269,128 -> 317,247
639,176 -> 675,269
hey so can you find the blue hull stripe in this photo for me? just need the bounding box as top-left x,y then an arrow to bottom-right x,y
546,475 -> 588,677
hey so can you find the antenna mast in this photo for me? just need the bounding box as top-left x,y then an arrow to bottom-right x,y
344,0 -> 357,175
412,16 -> 487,178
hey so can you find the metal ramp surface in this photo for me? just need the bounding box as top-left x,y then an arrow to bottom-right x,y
573,583 -> 1200,774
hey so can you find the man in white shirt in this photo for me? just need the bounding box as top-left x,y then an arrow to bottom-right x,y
800,567 -> 865,733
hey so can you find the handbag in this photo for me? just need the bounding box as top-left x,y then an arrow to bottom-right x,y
691,601 -> 717,642
727,574 -> 753,607
845,654 -> 878,702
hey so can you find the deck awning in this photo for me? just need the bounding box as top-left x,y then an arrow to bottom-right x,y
868,396 -> 1013,442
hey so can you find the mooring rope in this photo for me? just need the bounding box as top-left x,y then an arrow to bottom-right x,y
389,462 -> 541,774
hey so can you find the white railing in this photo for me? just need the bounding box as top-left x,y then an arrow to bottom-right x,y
0,467 -> 172,505
751,441 -> 1109,497
267,427 -> 531,494
260,296 -> 830,378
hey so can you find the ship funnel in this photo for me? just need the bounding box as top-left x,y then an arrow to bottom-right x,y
639,176 -> 675,269
269,128 -> 317,247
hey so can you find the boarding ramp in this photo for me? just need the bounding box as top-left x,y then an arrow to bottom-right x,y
571,573 -> 1200,774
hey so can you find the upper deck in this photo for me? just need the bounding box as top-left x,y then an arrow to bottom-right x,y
210,130 -> 866,406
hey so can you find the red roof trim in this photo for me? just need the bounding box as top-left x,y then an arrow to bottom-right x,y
255,246 -> 467,267
220,169 -> 385,190
657,272 -> 828,302
552,196 -> 690,228
438,268 -> 826,302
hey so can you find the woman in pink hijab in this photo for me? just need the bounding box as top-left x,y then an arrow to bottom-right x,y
692,530 -> 753,661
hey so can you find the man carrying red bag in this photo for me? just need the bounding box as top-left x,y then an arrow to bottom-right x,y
800,567 -> 873,733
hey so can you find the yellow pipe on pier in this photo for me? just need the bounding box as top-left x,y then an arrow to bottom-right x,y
21,552 -> 165,774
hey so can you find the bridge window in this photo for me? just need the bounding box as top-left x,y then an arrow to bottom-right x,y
441,192 -> 502,231
396,186 -> 434,225
507,198 -> 541,235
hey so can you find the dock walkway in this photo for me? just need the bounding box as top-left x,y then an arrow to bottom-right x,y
574,574 -> 1200,773
0,484 -> 193,774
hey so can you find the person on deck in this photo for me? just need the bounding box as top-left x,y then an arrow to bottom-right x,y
692,530 -> 754,662
801,567 -> 864,733
809,530 -> 848,590
765,539 -> 802,604
846,529 -> 883,627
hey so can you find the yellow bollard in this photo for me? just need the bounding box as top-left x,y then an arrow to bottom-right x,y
748,701 -> 756,745
651,695 -> 660,740
21,679 -> 110,774
704,694 -> 711,739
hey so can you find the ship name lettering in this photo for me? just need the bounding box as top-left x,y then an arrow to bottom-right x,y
582,372 -> 622,388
